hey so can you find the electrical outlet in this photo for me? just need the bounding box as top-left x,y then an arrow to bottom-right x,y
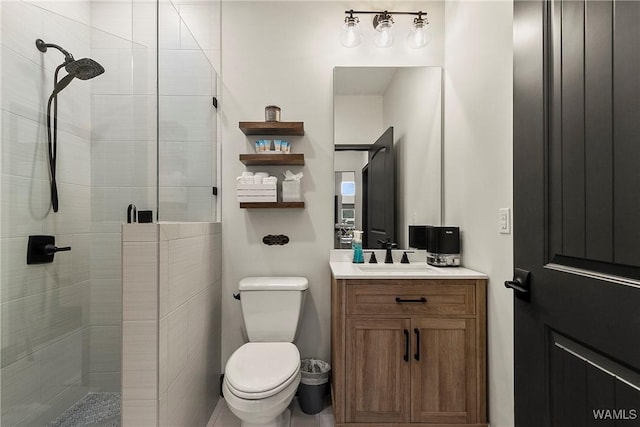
499,208 -> 511,234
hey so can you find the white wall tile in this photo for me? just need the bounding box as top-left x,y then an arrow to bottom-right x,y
89,372 -> 121,392
122,223 -> 158,242
159,241 -> 169,317
159,186 -> 215,223
160,223 -> 179,241
1,1 -> 45,64
92,141 -> 134,186
167,357 -> 202,427
1,110 -> 48,181
158,95 -> 214,142
159,316 -> 168,395
1,292 -> 47,367
187,286 -> 208,359
176,4 -> 212,50
167,302 -> 188,387
91,187 -> 134,232
71,233 -> 91,284
159,142 -> 214,187
122,320 -> 157,371
123,369 -> 157,400
0,175 -> 46,239
1,237 -> 46,304
122,399 -> 158,427
159,390 -> 169,427
1,45 -> 45,124
90,1 -> 133,43
158,49 -> 213,96
122,241 -> 158,321
55,132 -> 91,187
90,279 -> 122,326
91,94 -> 134,141
42,183 -> 91,235
167,235 -> 208,311
41,280 -> 89,345
89,326 -> 121,373
91,233 -> 121,279
0,351 -> 42,426
40,329 -> 83,402
158,2 -> 181,51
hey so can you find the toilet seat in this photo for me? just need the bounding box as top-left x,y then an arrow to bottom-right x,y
225,342 -> 300,400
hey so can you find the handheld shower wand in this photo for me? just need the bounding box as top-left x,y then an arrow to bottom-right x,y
36,39 -> 104,212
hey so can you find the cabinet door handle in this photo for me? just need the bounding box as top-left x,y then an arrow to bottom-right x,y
395,297 -> 427,303
403,329 -> 409,362
414,328 -> 420,361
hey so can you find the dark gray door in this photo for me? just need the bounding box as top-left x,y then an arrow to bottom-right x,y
513,1 -> 640,425
366,127 -> 395,247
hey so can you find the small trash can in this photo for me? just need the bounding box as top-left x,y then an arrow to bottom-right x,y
298,358 -> 331,415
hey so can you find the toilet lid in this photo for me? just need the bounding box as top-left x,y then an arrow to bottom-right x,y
225,342 -> 300,398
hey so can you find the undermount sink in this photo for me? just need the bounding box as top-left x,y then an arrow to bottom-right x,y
356,263 -> 436,273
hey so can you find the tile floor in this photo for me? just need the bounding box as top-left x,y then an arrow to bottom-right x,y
206,397 -> 335,427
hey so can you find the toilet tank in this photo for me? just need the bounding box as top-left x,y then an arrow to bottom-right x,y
238,277 -> 308,342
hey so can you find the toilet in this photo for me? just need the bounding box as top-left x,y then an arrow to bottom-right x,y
223,276 -> 308,427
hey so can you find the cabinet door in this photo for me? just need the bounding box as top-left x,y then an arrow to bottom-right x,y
345,318 -> 411,423
411,317 -> 477,424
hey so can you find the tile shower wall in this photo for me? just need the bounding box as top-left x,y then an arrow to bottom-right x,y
1,1 -> 93,424
121,222 -> 222,427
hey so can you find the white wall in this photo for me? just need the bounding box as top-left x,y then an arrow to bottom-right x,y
383,67 -> 442,248
444,1 -> 514,426
220,0 -> 445,368
334,95 -> 383,145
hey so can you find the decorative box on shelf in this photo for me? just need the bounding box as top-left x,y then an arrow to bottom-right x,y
282,180 -> 302,202
236,183 -> 276,203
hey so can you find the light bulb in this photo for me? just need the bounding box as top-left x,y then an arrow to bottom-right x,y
374,16 -> 394,48
339,16 -> 362,48
407,17 -> 431,49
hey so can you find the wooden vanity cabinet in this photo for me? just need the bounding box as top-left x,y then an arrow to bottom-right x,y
331,276 -> 487,427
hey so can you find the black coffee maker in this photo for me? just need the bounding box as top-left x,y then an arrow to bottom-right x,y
409,225 -> 461,267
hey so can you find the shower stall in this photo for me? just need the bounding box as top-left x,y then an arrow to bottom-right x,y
0,1 -> 221,425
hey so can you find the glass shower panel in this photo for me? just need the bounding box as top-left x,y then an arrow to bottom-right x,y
0,1 -> 148,425
158,0 -> 218,222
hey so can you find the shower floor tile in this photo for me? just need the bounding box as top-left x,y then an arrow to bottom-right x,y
47,392 -> 121,427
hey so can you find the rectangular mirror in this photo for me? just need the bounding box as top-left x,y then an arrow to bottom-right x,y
333,66 -> 443,249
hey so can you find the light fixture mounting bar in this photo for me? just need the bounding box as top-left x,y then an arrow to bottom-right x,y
344,10 -> 426,17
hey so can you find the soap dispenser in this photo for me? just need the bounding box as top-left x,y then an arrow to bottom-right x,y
352,230 -> 364,263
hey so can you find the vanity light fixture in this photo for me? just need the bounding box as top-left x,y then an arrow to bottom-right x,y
339,10 -> 362,48
340,9 -> 431,49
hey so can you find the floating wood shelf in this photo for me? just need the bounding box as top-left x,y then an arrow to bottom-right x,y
239,121 -> 304,136
240,202 -> 305,209
239,154 -> 304,166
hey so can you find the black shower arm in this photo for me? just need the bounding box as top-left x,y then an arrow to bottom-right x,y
36,39 -> 74,64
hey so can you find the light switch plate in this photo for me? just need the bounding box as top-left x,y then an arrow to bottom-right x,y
499,208 -> 511,234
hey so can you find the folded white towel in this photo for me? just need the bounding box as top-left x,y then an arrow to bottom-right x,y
263,176 -> 277,184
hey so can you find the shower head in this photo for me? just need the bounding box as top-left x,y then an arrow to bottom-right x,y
65,58 -> 105,80
50,58 -> 105,96
35,39 -> 74,64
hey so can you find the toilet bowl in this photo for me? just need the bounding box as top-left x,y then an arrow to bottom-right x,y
223,342 -> 301,427
223,277 -> 308,427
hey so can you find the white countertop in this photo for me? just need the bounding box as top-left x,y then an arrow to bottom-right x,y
329,250 -> 488,280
